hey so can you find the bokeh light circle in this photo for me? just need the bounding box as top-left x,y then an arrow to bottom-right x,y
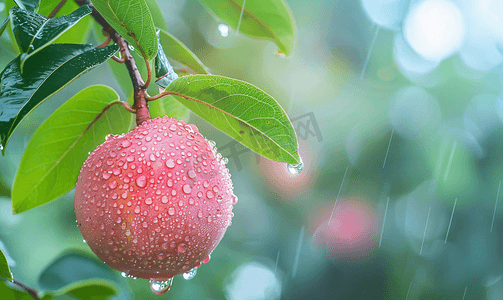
403,0 -> 465,61
360,0 -> 409,30
388,86 -> 441,140
311,198 -> 378,263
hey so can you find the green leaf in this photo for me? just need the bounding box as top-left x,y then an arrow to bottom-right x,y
0,249 -> 12,281
37,0 -> 93,45
12,85 -> 133,214
198,0 -> 295,56
155,30 -> 178,89
13,0 -> 40,11
53,279 -> 118,300
149,95 -> 189,121
146,0 -> 167,31
0,43 -> 119,154
91,0 -> 158,60
158,29 -> 210,74
10,5 -> 92,66
38,251 -> 121,291
0,18 -> 9,37
165,75 -> 300,164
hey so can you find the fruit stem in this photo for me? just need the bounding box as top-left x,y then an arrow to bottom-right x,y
75,0 -> 151,126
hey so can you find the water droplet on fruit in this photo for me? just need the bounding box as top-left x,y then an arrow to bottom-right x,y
136,175 -> 146,187
177,243 -> 187,253
168,207 -> 175,215
222,157 -> 229,164
109,180 -> 118,189
145,198 -> 153,205
183,268 -> 197,280
188,170 -> 196,179
206,191 -> 214,199
150,154 -> 156,161
166,159 -> 175,168
287,157 -> 303,175
183,184 -> 192,194
102,172 -> 111,179
149,278 -> 173,295
121,140 -> 132,148
231,195 -> 238,205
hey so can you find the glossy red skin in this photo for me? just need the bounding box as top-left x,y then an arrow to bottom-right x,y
74,117 -> 236,280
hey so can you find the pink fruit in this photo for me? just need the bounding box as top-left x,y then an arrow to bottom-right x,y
74,116 -> 237,281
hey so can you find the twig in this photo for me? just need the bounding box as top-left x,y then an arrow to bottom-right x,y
74,0 -> 150,126
146,91 -> 169,101
11,279 -> 39,300
111,55 -> 126,63
48,0 -> 67,18
96,35 -> 111,49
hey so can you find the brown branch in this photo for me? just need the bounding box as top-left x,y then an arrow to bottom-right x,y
11,279 -> 39,300
74,0 -> 150,126
48,0 -> 67,18
146,90 -> 169,102
96,35 -> 111,49
111,55 -> 126,63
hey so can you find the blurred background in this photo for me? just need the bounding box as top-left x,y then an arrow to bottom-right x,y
2,0 -> 503,298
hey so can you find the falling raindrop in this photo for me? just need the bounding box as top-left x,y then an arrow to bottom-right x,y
218,24 -> 229,37
150,278 -> 173,295
183,268 -> 197,280
287,157 -> 303,175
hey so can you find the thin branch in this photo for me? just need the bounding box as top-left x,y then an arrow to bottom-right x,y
11,279 -> 40,300
96,36 -> 111,49
146,90 -> 170,102
74,0 -> 150,126
142,55 -> 152,89
48,0 -> 67,18
111,55 -> 126,63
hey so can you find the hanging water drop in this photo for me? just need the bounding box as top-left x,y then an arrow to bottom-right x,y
218,24 -> 229,37
202,255 -> 211,264
128,44 -> 135,51
183,268 -> 197,280
121,272 -> 128,277
287,157 -> 303,175
150,278 -> 173,295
